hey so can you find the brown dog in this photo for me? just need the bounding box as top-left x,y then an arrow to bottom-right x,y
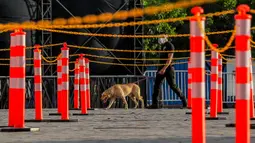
100,83 -> 144,109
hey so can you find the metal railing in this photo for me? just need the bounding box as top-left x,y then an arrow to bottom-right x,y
0,75 -> 147,109
144,70 -> 255,106
144,70 -> 193,106
0,71 -> 254,109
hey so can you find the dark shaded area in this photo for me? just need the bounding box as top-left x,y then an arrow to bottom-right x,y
0,0 -> 34,107
0,0 -> 142,108
51,0 -> 138,75
0,0 -> 141,76
0,0 -> 33,76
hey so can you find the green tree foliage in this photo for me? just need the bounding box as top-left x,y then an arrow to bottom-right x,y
143,0 -> 187,58
142,0 -> 255,59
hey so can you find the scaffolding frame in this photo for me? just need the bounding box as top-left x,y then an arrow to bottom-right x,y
41,0 -> 53,76
25,0 -> 145,75
25,0 -> 54,76
54,0 -> 135,75
133,0 -> 145,75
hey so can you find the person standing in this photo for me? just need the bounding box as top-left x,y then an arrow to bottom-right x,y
147,35 -> 187,109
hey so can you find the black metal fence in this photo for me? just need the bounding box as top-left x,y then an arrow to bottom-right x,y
0,75 -> 147,109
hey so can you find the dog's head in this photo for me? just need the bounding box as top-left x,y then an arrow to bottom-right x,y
100,90 -> 111,103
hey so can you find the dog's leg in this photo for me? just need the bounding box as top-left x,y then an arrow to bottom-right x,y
120,96 -> 128,110
130,97 -> 138,109
106,98 -> 116,109
139,97 -> 145,109
133,91 -> 144,109
136,92 -> 144,109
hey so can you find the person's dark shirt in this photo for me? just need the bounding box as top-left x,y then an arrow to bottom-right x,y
158,41 -> 175,71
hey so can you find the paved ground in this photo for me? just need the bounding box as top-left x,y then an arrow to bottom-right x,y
0,108 -> 255,143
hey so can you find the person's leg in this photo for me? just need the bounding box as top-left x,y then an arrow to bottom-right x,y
165,67 -> 187,108
148,73 -> 165,108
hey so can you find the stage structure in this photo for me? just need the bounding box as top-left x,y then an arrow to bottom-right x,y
22,0 -> 145,76
0,0 -> 145,108
133,0 -> 145,75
